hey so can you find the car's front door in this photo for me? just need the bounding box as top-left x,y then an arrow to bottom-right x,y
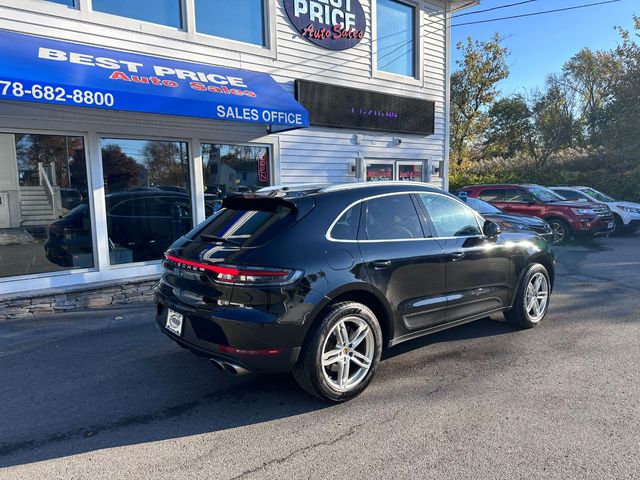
358,193 -> 447,334
417,193 -> 511,322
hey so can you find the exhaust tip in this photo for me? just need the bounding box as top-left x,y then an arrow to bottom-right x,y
209,358 -> 251,376
209,358 -> 224,371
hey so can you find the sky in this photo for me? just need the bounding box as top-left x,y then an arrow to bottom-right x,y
451,0 -> 639,96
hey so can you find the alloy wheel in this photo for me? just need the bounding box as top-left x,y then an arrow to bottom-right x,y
321,316 -> 375,392
549,221 -> 566,244
525,272 -> 549,323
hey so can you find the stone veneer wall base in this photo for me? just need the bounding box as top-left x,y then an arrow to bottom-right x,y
0,275 -> 159,320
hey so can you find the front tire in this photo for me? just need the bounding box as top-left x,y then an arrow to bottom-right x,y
547,218 -> 571,245
505,263 -> 551,329
293,302 -> 383,402
612,214 -> 625,236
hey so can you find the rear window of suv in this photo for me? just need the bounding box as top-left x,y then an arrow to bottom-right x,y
189,198 -> 297,247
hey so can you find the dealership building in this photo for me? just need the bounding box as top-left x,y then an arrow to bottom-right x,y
0,0 -> 468,313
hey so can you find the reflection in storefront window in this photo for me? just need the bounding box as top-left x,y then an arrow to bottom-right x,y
45,0 -> 75,5
201,144 -> 270,209
100,138 -> 191,265
398,163 -> 423,182
92,0 -> 182,28
195,0 -> 266,46
0,133 -> 93,278
366,163 -> 394,182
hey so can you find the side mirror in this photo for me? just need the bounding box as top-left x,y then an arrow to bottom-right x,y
483,220 -> 501,238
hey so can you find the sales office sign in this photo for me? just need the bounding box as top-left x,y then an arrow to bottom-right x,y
284,0 -> 367,50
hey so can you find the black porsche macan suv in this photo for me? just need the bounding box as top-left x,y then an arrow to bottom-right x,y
155,183 -> 555,402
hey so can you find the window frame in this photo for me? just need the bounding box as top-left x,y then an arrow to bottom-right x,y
372,0 -> 424,86
416,192 -> 485,240
504,188 -> 535,204
0,128 -> 99,283
7,0 -> 277,59
98,134 -> 193,269
360,194 -> 427,241
477,189 -> 506,203
326,192 -> 438,244
193,0 -> 269,49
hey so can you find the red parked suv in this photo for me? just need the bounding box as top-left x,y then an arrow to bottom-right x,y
457,184 -> 614,244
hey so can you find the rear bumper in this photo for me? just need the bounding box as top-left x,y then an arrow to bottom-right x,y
155,293 -> 304,373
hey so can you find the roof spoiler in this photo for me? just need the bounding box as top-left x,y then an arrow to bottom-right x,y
222,194 -> 298,213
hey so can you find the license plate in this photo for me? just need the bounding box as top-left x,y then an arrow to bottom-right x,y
608,222 -> 614,229
165,308 -> 184,336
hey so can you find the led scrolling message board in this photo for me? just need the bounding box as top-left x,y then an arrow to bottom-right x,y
295,80 -> 435,135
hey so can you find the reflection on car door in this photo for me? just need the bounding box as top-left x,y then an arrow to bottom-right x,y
418,193 -> 511,322
358,194 -> 448,334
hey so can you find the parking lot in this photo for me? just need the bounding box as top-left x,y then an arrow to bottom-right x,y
1,235 -> 639,479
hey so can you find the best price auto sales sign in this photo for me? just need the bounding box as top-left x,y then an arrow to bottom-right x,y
284,0 -> 366,50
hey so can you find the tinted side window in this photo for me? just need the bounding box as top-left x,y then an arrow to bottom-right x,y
419,194 -> 482,237
555,189 -> 579,201
504,189 -> 534,203
477,189 -> 505,202
364,195 -> 423,240
330,204 -> 362,240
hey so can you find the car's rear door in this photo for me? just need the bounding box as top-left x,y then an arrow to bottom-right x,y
417,193 -> 511,322
502,188 -> 545,218
358,193 -> 447,334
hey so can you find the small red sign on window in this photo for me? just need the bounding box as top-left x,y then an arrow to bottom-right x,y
258,154 -> 269,183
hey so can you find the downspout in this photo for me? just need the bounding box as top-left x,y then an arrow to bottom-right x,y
443,1 -> 452,192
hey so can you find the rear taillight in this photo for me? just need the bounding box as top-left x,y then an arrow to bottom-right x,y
218,345 -> 283,356
165,255 -> 302,286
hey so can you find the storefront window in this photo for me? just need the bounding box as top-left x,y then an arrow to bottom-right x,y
195,0 -> 266,46
0,133 -> 93,278
201,144 -> 270,209
101,138 -> 191,265
366,162 -> 394,182
377,0 -> 416,77
92,0 -> 183,28
45,0 -> 75,5
398,163 -> 423,181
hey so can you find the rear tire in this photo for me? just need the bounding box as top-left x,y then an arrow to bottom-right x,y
293,302 -> 382,402
505,263 -> 551,329
547,218 -> 571,245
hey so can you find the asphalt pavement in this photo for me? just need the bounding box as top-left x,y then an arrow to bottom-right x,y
1,235 -> 639,479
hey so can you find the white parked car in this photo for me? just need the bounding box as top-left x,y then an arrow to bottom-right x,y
549,186 -> 640,234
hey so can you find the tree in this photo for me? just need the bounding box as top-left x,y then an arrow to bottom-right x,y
483,95 -> 534,159
600,16 -> 640,154
450,33 -> 510,165
101,144 -> 144,192
562,48 -> 621,141
143,141 -> 189,189
529,75 -> 582,174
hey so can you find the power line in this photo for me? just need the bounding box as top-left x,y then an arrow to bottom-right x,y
452,0 -> 622,27
379,0 -> 624,69
453,0 -> 542,18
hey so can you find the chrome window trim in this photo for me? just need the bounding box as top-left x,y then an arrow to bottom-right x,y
325,191 -> 485,243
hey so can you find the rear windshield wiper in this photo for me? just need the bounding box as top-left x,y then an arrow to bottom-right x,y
198,234 -> 243,246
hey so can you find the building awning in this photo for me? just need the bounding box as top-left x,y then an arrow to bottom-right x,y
0,29 -> 309,130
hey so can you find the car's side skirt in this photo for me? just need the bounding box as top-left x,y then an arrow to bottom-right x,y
387,307 -> 507,348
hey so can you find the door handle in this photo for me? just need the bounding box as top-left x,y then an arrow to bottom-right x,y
449,252 -> 465,261
371,260 -> 392,269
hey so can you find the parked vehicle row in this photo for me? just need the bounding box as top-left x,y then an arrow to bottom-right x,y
455,183 -> 634,244
548,186 -> 640,235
